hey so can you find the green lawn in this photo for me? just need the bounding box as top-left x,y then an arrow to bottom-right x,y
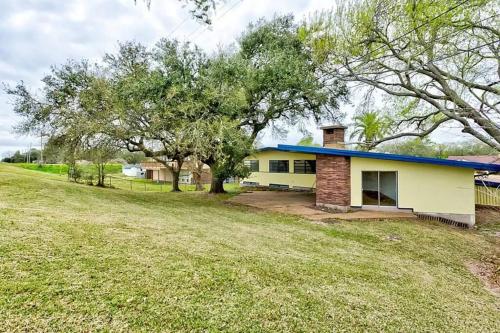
13,162 -> 123,175
0,164 -> 498,332
10,163 -> 239,192
108,175 -> 240,193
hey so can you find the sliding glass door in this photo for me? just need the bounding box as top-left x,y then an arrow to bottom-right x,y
362,171 -> 397,207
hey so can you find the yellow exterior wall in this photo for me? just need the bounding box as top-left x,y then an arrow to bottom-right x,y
244,150 -> 316,188
350,157 -> 475,215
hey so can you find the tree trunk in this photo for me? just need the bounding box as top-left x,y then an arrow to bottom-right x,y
209,176 -> 225,194
195,180 -> 205,191
101,164 -> 105,187
96,163 -> 105,187
203,158 -> 226,194
192,161 -> 205,191
170,157 -> 184,192
171,168 -> 181,192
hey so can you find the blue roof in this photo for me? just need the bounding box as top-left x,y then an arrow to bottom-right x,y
272,144 -> 500,172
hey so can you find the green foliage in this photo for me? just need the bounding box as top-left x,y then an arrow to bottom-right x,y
7,15 -> 348,194
377,138 -> 498,157
1,149 -> 40,163
14,163 -> 122,175
297,135 -> 320,147
236,15 -> 347,137
68,164 -> 82,183
304,0 -> 500,150
42,137 -> 66,163
350,112 -> 390,150
118,150 -> 146,164
6,60 -> 120,186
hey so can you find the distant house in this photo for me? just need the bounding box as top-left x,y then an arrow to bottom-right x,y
448,155 -> 500,185
447,155 -> 500,165
122,164 -> 145,178
242,125 -> 500,227
141,160 -> 212,184
447,155 -> 500,207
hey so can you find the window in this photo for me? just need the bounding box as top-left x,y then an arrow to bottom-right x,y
269,160 -> 289,173
362,171 -> 397,207
244,160 -> 259,172
294,160 -> 316,174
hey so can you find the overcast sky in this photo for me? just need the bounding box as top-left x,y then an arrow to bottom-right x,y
0,0 -> 463,156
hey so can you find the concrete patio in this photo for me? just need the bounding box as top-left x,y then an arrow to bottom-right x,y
228,191 -> 417,222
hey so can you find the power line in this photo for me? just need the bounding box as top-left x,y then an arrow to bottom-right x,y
167,0 -> 238,39
166,16 -> 191,39
187,0 -> 244,41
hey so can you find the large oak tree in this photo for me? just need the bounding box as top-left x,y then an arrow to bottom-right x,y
304,0 -> 500,150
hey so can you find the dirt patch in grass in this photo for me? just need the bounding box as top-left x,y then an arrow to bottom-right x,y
466,256 -> 500,297
475,206 -> 500,237
476,206 -> 500,225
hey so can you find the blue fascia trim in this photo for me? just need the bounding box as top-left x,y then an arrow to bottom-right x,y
475,180 -> 500,188
275,144 -> 500,172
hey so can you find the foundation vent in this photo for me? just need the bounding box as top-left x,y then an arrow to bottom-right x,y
416,213 -> 471,229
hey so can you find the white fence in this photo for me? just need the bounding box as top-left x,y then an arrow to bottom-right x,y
475,185 -> 500,206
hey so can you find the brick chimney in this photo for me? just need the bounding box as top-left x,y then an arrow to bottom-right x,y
320,125 -> 347,149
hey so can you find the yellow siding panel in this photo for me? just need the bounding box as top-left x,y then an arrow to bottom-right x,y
350,157 -> 475,215
244,150 -> 316,188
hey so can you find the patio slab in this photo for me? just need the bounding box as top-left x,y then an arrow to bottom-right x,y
228,191 -> 416,221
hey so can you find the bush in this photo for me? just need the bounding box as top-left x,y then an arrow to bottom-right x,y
68,166 -> 82,183
83,173 -> 94,185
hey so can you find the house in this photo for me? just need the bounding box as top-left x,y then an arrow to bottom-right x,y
447,154 -> 500,206
243,125 -> 500,226
141,160 -> 212,184
447,155 -> 500,165
122,164 -> 145,178
448,154 -> 500,186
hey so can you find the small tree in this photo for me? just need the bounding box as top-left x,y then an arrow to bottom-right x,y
83,137 -> 119,186
6,60 -> 119,185
297,135 -> 321,147
350,112 -> 390,150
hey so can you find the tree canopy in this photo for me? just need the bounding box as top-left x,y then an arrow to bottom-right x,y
304,0 -> 500,150
6,15 -> 347,193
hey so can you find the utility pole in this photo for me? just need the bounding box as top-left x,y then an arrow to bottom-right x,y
27,144 -> 31,163
40,131 -> 44,165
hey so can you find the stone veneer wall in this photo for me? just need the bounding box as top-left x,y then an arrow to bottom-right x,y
316,154 -> 351,209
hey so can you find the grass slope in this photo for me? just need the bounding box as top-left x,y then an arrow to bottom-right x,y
0,164 -> 498,332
